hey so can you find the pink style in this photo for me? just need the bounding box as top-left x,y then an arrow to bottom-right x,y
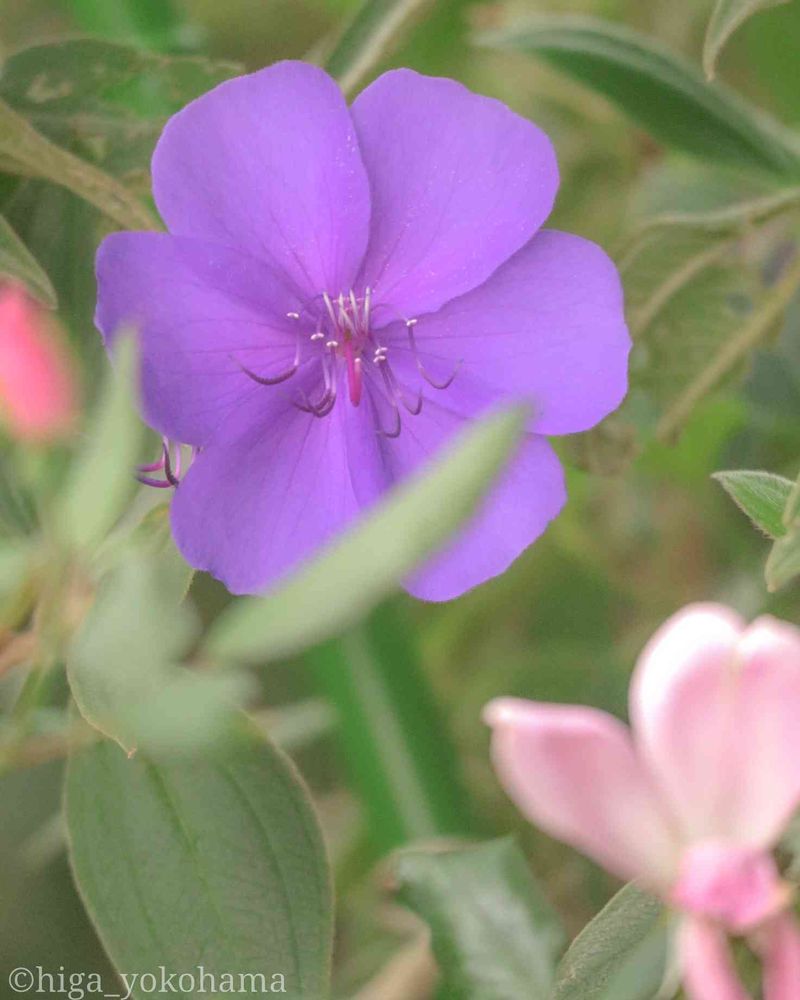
485,604 -> 800,1000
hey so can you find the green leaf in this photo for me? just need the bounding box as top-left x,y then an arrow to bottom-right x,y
0,40 -> 240,190
476,15 -> 800,178
713,470 -> 794,538
0,213 -> 56,307
67,547 -> 249,756
0,97 -> 157,230
66,731 -> 333,998
622,225 -> 761,436
308,602 -> 474,853
766,531 -> 800,591
622,186 -> 800,247
766,473 -> 800,591
704,0 -> 789,80
393,838 -> 565,999
206,404 -> 529,664
654,243 -> 800,441
58,336 -> 145,551
326,0 -> 433,96
552,883 -> 671,1000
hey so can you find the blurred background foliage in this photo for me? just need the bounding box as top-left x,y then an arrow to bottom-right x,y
1,0 -> 800,996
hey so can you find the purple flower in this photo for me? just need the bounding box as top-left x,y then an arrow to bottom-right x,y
95,62 -> 629,601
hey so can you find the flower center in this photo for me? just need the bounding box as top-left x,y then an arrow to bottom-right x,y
232,286 -> 460,437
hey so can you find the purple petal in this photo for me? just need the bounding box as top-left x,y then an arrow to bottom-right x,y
386,230 -> 631,436
152,61 -> 371,299
351,69 -> 559,319
347,393 -> 566,601
171,383 -> 370,595
96,232 -> 304,445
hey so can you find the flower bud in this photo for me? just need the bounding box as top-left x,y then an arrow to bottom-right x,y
0,284 -> 78,442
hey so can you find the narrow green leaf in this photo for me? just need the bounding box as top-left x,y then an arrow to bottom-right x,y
66,731 -> 333,999
393,838 -> 565,999
553,883 -> 671,1000
713,470 -> 794,538
308,602 -> 474,852
704,0 -> 789,80
59,337 -> 144,551
0,213 -> 56,307
477,15 -> 800,178
621,186 -> 800,250
325,0 -> 433,96
0,40 -> 240,186
206,404 -> 529,664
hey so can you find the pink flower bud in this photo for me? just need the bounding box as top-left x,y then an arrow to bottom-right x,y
0,284 -> 78,443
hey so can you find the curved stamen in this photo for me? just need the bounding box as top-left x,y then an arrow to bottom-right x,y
232,332 -> 301,386
295,351 -> 337,418
136,474 -> 175,489
379,354 -> 422,415
164,440 -> 181,487
407,320 -> 461,390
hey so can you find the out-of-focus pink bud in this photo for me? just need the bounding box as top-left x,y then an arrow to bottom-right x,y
0,284 -> 78,443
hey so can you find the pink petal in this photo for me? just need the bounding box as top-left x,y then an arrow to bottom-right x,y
631,604 -> 800,847
152,62 -> 370,299
352,69 -> 558,319
484,697 -> 678,886
680,918 -> 752,1000
671,843 -> 787,933
761,913 -> 800,1000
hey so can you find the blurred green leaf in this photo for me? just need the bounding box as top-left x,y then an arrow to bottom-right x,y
67,0 -> 189,52
67,550 -> 191,749
67,548 -> 249,756
704,0 -> 789,80
0,213 -> 56,307
477,15 -> 800,179
0,40 -> 240,191
308,602 -> 474,852
712,469 -> 793,538
66,731 -> 332,998
206,404 -> 529,664
394,838 -> 565,999
0,97 -> 157,230
552,884 -> 670,1000
58,336 -> 144,551
325,0 -> 432,96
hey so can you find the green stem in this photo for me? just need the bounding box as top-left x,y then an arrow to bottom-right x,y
307,601 -> 476,854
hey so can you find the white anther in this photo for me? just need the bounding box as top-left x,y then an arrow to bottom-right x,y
326,340 -> 339,350
311,331 -> 325,342
406,318 -> 418,328
287,311 -> 300,320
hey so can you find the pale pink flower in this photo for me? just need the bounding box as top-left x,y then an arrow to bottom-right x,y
485,604 -> 800,999
0,285 -> 77,443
